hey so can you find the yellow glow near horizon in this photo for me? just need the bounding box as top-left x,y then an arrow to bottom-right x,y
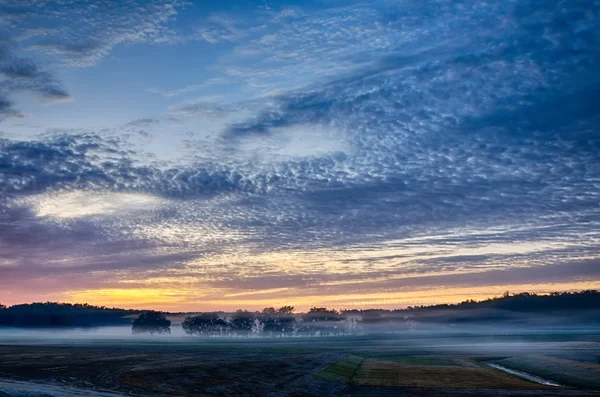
62,288 -> 187,309
60,280 -> 600,312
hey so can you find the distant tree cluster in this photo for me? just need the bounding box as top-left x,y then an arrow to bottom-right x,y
181,312 -> 228,336
181,306 -> 357,337
401,290 -> 600,312
131,311 -> 171,335
342,290 -> 600,326
182,306 -> 300,337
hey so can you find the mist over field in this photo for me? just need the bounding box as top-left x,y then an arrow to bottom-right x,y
0,294 -> 599,396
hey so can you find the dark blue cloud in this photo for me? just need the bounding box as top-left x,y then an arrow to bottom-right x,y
0,34 -> 70,119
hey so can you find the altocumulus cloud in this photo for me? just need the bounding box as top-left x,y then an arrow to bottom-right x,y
0,0 -> 186,118
0,34 -> 71,119
0,0 -> 599,307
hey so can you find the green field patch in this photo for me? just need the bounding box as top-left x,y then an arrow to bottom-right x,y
495,355 -> 600,389
317,354 -> 364,384
376,355 -> 480,367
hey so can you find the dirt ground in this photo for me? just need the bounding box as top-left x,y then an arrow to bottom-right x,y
0,345 -> 344,396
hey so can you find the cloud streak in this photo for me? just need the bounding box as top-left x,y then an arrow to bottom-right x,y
0,34 -> 71,120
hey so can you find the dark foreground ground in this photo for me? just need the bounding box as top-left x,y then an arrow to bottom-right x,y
0,331 -> 599,396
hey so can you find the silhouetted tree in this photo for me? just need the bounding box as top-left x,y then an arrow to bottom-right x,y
0,302 -> 141,328
277,306 -> 294,314
132,311 -> 171,335
297,308 -> 346,335
182,313 -> 228,335
260,306 -> 296,335
305,307 -> 342,321
229,310 -> 255,333
360,310 -> 384,324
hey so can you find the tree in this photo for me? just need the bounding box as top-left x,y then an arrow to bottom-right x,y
229,310 -> 255,332
260,306 -> 296,335
182,313 -> 227,336
132,311 -> 171,335
277,306 -> 294,314
305,307 -> 341,321
361,310 -> 384,324
0,303 -> 6,310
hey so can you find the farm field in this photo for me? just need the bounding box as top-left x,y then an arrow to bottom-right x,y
494,355 -> 600,389
0,332 -> 599,396
318,354 -> 567,389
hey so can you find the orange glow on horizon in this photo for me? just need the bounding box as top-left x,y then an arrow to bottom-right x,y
52,280 -> 600,312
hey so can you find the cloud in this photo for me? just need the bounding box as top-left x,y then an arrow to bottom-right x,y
205,259 -> 600,296
30,190 -> 166,219
0,56 -> 71,102
193,14 -> 248,44
0,0 -> 599,307
0,0 -> 188,118
3,0 -> 185,67
0,96 -> 23,119
168,101 -> 238,118
149,78 -> 229,98
0,27 -> 71,120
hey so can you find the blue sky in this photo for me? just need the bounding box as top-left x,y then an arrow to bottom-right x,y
0,0 -> 599,310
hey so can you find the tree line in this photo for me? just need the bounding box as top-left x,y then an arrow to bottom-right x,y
0,302 -> 142,328
130,306 -> 354,336
1,290 -> 598,332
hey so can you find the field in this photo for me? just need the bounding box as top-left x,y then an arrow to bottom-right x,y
319,354 -> 555,389
494,355 -> 600,389
318,353 -> 590,390
0,331 -> 599,396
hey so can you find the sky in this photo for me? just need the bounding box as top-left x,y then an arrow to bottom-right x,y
0,0 -> 599,312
